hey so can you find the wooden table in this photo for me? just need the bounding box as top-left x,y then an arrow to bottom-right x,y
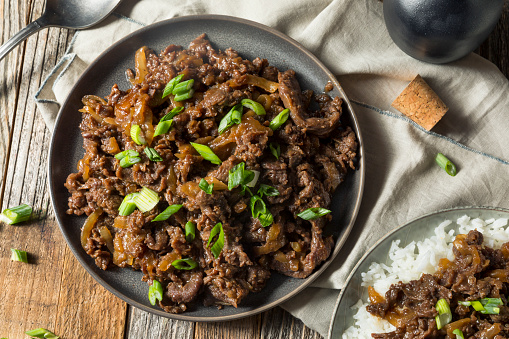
1,1 -> 508,338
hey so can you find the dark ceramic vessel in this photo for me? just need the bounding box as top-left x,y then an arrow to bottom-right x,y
383,0 -> 504,64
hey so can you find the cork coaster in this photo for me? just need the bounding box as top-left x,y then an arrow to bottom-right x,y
391,75 -> 448,131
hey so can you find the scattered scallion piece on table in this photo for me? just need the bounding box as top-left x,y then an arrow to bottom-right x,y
241,98 -> 266,116
218,104 -> 243,134
11,248 -> 28,263
269,108 -> 290,130
0,204 -> 32,225
257,184 -> 280,198
269,142 -> 280,159
162,74 -> 184,98
174,89 -> 195,102
435,298 -> 452,330
185,221 -> 196,242
172,79 -> 194,95
152,204 -> 182,222
130,124 -> 146,145
435,152 -> 457,176
133,187 -> 159,212
207,222 -> 224,258
25,328 -> 59,339
153,120 -> 173,137
452,329 -> 464,339
190,142 -> 222,165
199,178 -> 214,194
171,258 -> 198,270
144,147 -> 163,162
297,207 -> 331,220
148,280 -> 163,306
118,193 -> 139,216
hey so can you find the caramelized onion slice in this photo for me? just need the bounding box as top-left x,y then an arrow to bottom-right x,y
81,208 -> 103,249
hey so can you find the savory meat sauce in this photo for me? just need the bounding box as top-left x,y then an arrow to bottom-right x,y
65,34 -> 357,313
367,230 -> 509,338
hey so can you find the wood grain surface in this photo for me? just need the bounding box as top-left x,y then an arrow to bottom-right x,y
0,0 -> 508,338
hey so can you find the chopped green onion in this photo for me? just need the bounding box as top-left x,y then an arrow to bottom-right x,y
185,221 -> 196,242
471,300 -> 485,311
246,170 -> 260,188
153,120 -> 173,137
119,154 -> 141,168
453,329 -> 464,339
148,279 -> 163,305
460,298 -> 503,314
172,79 -> 194,95
114,149 -> 139,160
435,298 -> 452,330
207,222 -> 224,259
144,147 -> 163,162
11,248 -> 28,263
258,184 -> 280,197
152,204 -> 182,222
228,162 -> 255,190
297,207 -> 331,220
218,104 -> 243,134
241,98 -> 266,116
171,258 -> 198,270
250,195 -> 267,219
483,306 -> 500,314
118,193 -> 139,216
130,124 -> 146,145
162,74 -> 184,98
25,328 -> 59,339
435,153 -> 457,176
133,187 -> 159,212
258,212 -> 273,227
199,178 -> 214,194
161,107 -> 184,121
269,142 -> 280,159
269,108 -> 290,130
0,204 -> 32,225
174,89 -> 195,102
190,142 -> 222,165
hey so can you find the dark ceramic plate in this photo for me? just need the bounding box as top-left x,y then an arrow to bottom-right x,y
328,206 -> 509,338
48,15 -> 365,321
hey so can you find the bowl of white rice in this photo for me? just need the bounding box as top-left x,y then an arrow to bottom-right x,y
328,206 -> 509,339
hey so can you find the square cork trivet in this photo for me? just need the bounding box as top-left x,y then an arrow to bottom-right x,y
391,75 -> 448,131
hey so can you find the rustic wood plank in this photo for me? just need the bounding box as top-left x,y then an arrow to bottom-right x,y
193,315 -> 261,339
126,307 -> 195,339
260,307 -> 323,339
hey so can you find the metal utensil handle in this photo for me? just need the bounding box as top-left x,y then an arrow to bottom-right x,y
0,20 -> 45,61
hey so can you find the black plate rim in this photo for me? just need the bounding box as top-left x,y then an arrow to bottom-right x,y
48,14 -> 365,322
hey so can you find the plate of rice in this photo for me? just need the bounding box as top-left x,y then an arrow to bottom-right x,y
328,206 -> 509,339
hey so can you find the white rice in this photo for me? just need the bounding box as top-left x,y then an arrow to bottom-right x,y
342,215 -> 509,339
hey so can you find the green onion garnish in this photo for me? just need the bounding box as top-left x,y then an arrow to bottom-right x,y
148,279 -> 163,306
453,329 -> 464,339
241,98 -> 266,116
25,328 -> 59,339
118,193 -> 139,216
435,298 -> 452,330
218,103 -> 243,134
257,184 -> 280,198
133,187 -> 159,212
250,195 -> 267,219
171,258 -> 198,270
119,154 -> 141,168
172,79 -> 194,95
228,162 -> 255,190
164,107 -> 184,121
11,248 -> 28,263
162,74 -> 184,98
459,298 -> 502,314
269,142 -> 280,159
115,149 -> 139,160
199,178 -> 214,194
258,212 -> 273,227
269,108 -> 290,130
246,170 -> 260,188
130,124 -> 146,145
185,221 -> 196,242
190,142 -> 222,165
153,120 -> 173,137
152,204 -> 182,222
0,204 -> 32,225
435,153 -> 457,176
174,89 -> 195,102
144,147 -> 163,162
207,222 -> 224,258
297,207 -> 331,220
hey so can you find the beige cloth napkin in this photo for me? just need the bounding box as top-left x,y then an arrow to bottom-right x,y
36,0 -> 509,336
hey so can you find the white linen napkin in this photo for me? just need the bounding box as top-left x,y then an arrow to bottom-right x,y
35,0 -> 509,336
